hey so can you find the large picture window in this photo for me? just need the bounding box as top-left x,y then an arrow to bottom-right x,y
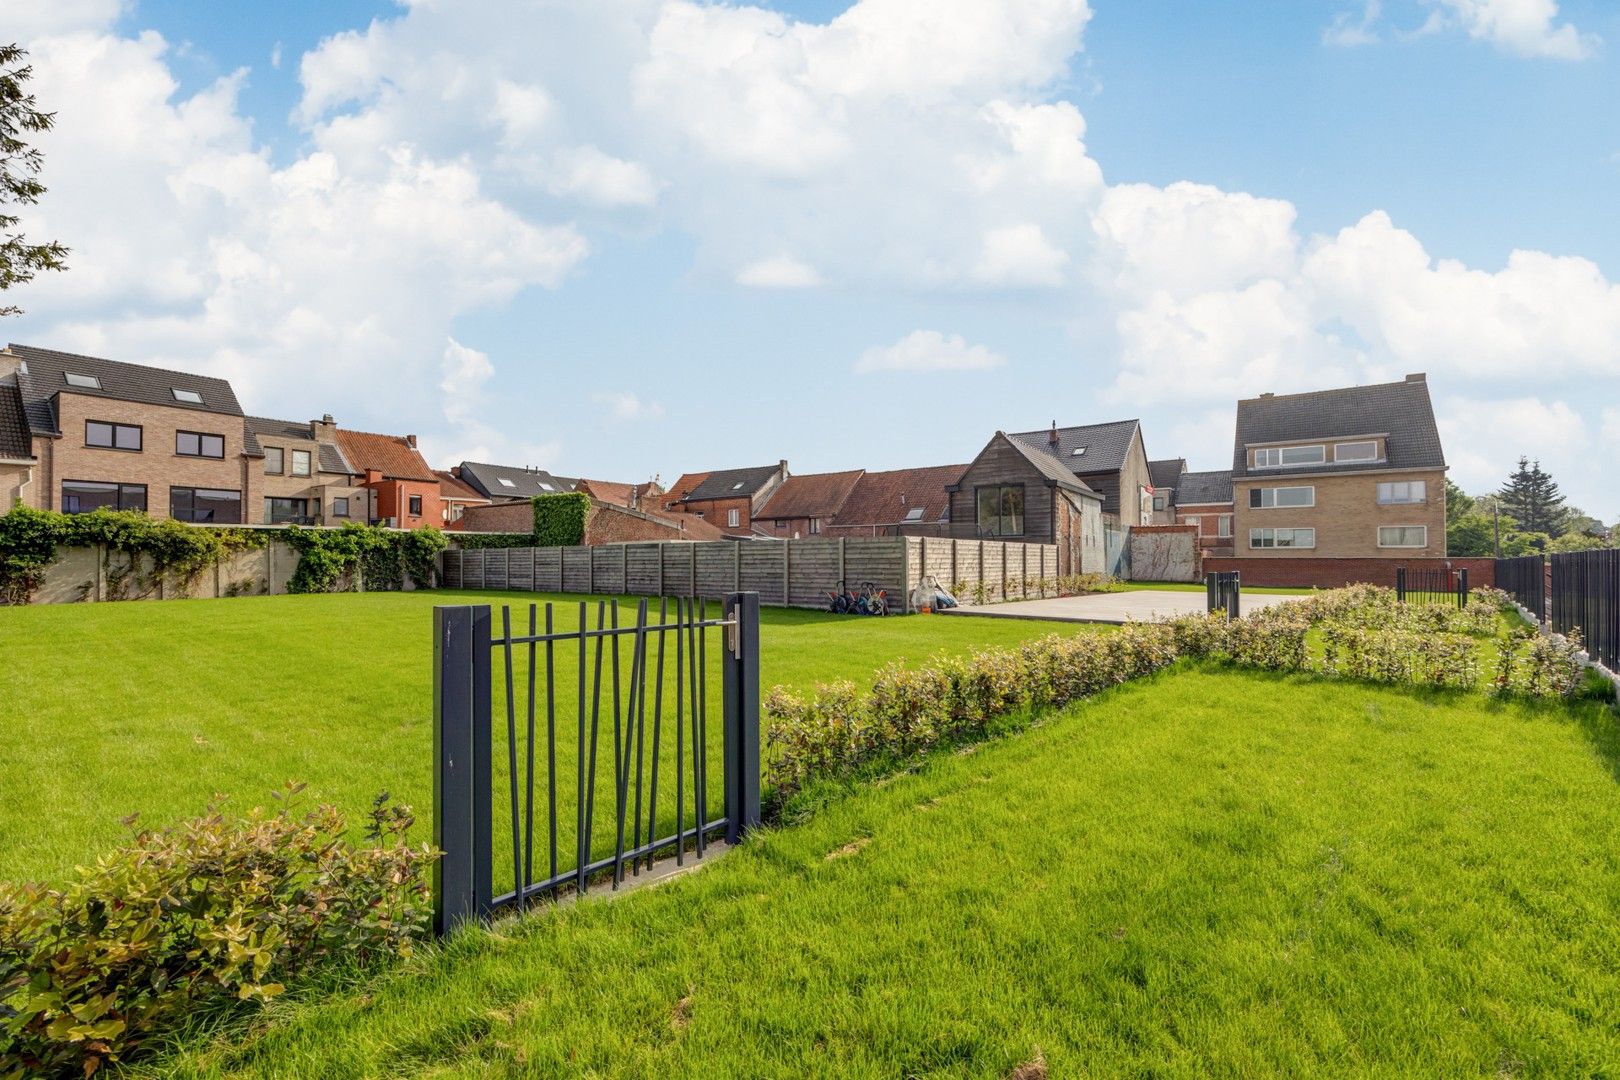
175,430 -> 225,458
265,497 -> 311,524
85,420 -> 142,451
1249,527 -> 1315,549
62,481 -> 146,514
976,485 -> 1025,537
1252,445 -> 1325,468
170,487 -> 241,524
1334,440 -> 1379,462
1377,480 -> 1427,504
1249,486 -> 1315,509
1378,525 -> 1428,548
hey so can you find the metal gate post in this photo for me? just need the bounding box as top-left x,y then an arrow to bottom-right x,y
433,604 -> 492,935
1228,572 -> 1241,620
1395,566 -> 1407,603
1458,567 -> 1469,608
722,591 -> 761,843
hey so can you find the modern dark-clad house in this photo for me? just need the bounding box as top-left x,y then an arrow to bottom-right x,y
826,463 -> 967,538
948,432 -> 1104,573
754,469 -> 865,538
454,461 -> 580,502
666,461 -> 790,537
1229,373 -> 1447,560
1173,469 -> 1235,556
1007,419 -> 1154,528
1147,457 -> 1187,524
0,343 -> 255,522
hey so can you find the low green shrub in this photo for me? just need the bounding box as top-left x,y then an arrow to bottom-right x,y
0,788 -> 436,1078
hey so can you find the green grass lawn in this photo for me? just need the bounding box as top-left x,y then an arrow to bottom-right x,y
145,666 -> 1620,1078
0,591 -> 1084,883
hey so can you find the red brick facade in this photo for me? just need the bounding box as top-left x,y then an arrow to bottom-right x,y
1202,556 -> 1495,589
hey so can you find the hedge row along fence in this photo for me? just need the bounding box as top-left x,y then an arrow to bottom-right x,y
0,507 -> 446,605
763,584 -> 1592,802
443,535 -> 1068,613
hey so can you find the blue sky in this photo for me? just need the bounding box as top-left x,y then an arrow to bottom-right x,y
11,0 -> 1620,517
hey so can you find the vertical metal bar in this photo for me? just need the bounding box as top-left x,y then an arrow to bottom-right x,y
433,605 -> 486,935
630,598 -> 650,875
695,596 -> 708,856
613,599 -> 640,887
575,601 -> 588,895
723,591 -> 762,844
522,606 -> 536,905
646,597 -> 668,870
1396,566 -> 1406,603
583,601 -> 606,890
675,596 -> 686,867
545,604 -> 558,886
470,606 -> 492,918
501,607 -> 521,909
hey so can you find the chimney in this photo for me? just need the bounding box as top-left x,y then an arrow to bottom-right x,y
1405,372 -> 1426,383
1259,392 -> 1275,399
0,347 -> 20,379
1048,421 -> 1059,448
405,434 -> 417,448
310,414 -> 337,440
779,459 -> 789,476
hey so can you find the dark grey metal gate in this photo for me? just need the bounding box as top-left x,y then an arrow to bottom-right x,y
1551,548 -> 1619,673
1395,566 -> 1468,607
432,592 -> 761,934
1205,571 -> 1240,618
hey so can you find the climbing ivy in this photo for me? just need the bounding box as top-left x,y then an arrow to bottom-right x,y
532,492 -> 590,546
283,523 -> 447,594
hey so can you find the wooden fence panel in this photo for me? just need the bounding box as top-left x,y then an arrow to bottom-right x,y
788,539 -> 841,607
536,548 -> 563,591
695,543 -> 737,598
740,544 -> 786,605
626,544 -> 661,596
662,544 -> 695,596
561,547 -> 591,593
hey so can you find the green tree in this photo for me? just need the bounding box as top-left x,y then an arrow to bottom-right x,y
1497,457 -> 1569,538
1444,478 -> 1475,521
0,44 -> 68,316
1546,531 -> 1610,553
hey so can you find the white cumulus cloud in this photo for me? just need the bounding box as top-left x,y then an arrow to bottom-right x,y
1428,0 -> 1599,61
736,255 -> 822,289
593,393 -> 666,422
855,330 -> 1007,374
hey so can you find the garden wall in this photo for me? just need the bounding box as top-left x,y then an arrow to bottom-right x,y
442,536 -> 1060,613
30,539 -> 313,604
1202,556 -> 1495,590
1128,526 -> 1200,583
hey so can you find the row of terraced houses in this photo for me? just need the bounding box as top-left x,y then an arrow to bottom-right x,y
0,342 -> 1453,585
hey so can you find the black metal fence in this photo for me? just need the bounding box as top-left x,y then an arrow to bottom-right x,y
1395,566 -> 1468,607
1551,549 -> 1619,673
432,591 -> 761,933
1205,571 -> 1240,618
1495,555 -> 1546,621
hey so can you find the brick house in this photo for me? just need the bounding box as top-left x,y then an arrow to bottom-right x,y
0,343 -> 258,522
948,432 -> 1105,573
452,496 -> 725,542
1172,470 -> 1235,557
754,469 -> 865,538
1228,374 -> 1447,561
824,464 -> 966,538
1007,419 -> 1154,529
1147,457 -> 1187,525
436,469 -> 491,525
576,477 -> 664,510
335,428 -> 443,529
246,415 -> 368,525
665,462 -> 789,537
454,461 -> 579,502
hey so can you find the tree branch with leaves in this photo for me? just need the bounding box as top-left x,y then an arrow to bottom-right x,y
0,43 -> 68,317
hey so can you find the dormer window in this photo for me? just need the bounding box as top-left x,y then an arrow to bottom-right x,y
172,388 -> 203,404
64,372 -> 101,389
1334,440 -> 1379,463
1253,445 -> 1326,468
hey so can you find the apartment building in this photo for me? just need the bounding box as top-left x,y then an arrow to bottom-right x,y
1230,374 -> 1447,560
0,344 -> 256,522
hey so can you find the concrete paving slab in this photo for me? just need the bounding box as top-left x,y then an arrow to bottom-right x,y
938,589 -> 1297,625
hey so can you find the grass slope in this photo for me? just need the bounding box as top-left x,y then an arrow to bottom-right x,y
0,591 -> 1080,882
150,668 -> 1620,1078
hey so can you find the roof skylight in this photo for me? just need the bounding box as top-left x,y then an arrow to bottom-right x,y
903,507 -> 925,522
731,481 -> 745,490
172,388 -> 203,404
64,372 -> 101,389
498,477 -> 517,488
1070,447 -> 1086,457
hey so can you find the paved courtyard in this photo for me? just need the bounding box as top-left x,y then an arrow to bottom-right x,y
941,589 -> 1298,625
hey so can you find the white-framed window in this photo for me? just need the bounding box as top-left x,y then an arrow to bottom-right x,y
1334,440 -> 1379,462
727,509 -> 740,528
1250,527 -> 1315,549
264,446 -> 284,474
1184,515 -> 1201,529
1252,445 -> 1325,468
1378,525 -> 1428,548
1217,514 -> 1233,538
1377,480 -> 1427,504
809,517 -> 822,534
291,449 -> 312,477
1249,485 -> 1315,509
1152,493 -> 1167,511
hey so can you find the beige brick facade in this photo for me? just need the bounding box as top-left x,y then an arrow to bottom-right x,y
1231,468 -> 1446,559
254,428 -> 367,525
32,393 -> 257,522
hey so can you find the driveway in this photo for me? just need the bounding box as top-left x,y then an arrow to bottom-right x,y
939,589 -> 1297,625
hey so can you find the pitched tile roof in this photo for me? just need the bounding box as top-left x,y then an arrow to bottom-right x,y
1175,470 -> 1233,505
7,343 -> 244,436
681,464 -> 784,502
435,470 -> 489,503
577,478 -> 662,509
243,416 -> 354,474
1148,458 -> 1187,490
831,464 -> 967,529
335,428 -> 439,482
1008,419 -> 1141,476
756,469 -> 865,520
1232,375 -> 1445,478
663,472 -> 710,506
991,432 -> 1102,499
455,461 -> 579,500
0,374 -> 33,459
